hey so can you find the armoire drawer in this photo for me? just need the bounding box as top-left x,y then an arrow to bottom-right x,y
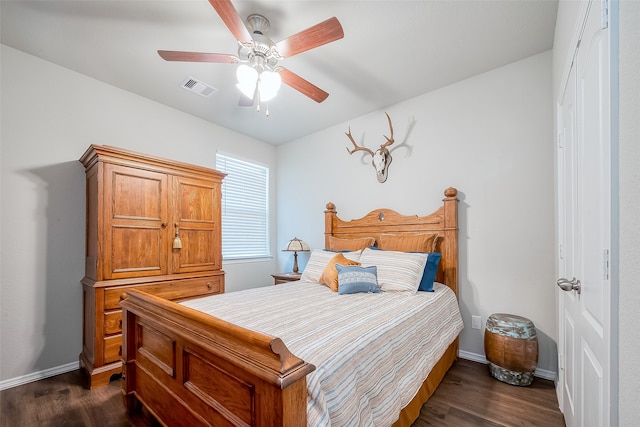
103,335 -> 122,364
104,275 -> 223,310
104,311 -> 122,335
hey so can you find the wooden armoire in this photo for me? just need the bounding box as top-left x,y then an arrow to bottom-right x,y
79,145 -> 226,388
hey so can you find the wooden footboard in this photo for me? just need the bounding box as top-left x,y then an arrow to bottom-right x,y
120,289 -> 316,426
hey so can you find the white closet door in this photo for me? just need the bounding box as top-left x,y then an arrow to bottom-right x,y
557,1 -> 612,426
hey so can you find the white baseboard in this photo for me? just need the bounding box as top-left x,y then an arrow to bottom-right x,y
0,361 -> 79,391
458,350 -> 557,382
458,349 -> 489,364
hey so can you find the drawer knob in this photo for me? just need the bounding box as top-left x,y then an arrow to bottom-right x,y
207,282 -> 212,290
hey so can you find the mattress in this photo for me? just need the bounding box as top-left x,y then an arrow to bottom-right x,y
181,280 -> 463,427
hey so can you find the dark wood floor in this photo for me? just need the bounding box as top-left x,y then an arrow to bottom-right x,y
412,359 -> 565,426
1,359 -> 564,426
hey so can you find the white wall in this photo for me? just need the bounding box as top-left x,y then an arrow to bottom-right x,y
276,52 -> 557,374
618,0 -> 640,424
0,45 -> 278,383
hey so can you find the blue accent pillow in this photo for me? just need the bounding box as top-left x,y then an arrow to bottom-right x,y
418,252 -> 442,292
369,246 -> 441,292
336,264 -> 381,294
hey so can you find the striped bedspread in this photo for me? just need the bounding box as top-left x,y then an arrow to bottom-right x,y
181,281 -> 463,427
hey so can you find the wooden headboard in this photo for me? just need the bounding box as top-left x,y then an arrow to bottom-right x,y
324,187 -> 459,297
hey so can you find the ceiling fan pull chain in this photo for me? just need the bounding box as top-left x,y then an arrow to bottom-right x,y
256,89 -> 261,113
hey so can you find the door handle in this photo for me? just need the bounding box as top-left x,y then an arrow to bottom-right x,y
557,277 -> 581,294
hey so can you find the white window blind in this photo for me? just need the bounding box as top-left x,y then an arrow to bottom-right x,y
216,153 -> 270,260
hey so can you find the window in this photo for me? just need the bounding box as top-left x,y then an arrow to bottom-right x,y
216,153 -> 270,260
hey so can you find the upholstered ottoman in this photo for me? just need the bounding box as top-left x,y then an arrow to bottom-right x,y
484,313 -> 538,386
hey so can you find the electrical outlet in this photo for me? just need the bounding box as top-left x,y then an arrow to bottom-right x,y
471,315 -> 482,330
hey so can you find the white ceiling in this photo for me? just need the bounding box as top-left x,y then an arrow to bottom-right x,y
1,0 -> 558,145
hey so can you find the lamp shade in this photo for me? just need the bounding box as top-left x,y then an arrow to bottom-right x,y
258,70 -> 281,102
282,237 -> 310,252
236,64 -> 258,99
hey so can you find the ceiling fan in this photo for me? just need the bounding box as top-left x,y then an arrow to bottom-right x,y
158,0 -> 344,108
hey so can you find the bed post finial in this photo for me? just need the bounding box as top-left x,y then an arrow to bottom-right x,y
444,187 -> 457,198
325,202 -> 336,212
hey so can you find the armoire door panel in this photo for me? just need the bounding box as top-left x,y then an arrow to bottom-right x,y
104,164 -> 169,279
111,169 -> 166,221
111,226 -> 164,276
172,177 -> 221,273
176,179 -> 216,223
173,228 -> 217,271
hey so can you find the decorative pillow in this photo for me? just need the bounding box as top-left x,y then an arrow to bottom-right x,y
418,252 -> 442,292
336,265 -> 381,295
300,249 -> 362,283
359,247 -> 428,294
319,253 -> 361,292
328,236 -> 376,252
378,233 -> 439,253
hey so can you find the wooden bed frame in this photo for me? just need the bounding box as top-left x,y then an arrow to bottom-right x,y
120,187 -> 459,426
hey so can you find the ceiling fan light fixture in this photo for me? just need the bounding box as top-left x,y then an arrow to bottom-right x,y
236,64 -> 258,98
236,63 -> 281,103
258,70 -> 281,102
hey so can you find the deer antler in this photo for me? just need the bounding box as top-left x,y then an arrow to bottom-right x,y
345,113 -> 396,183
345,127 -> 374,156
380,112 -> 394,150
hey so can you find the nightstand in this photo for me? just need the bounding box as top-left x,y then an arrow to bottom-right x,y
271,272 -> 302,285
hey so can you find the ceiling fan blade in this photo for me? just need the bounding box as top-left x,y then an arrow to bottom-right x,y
208,0 -> 252,43
279,68 -> 329,103
274,17 -> 344,58
158,50 -> 237,63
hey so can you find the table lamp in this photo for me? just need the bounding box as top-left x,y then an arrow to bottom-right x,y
282,237 -> 310,273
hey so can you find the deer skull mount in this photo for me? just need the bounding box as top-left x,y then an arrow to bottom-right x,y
346,113 -> 395,183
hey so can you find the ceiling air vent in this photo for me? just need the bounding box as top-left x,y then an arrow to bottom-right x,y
180,76 -> 218,98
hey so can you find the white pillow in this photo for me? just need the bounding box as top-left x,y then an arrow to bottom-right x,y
300,249 -> 362,283
358,247 -> 428,294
